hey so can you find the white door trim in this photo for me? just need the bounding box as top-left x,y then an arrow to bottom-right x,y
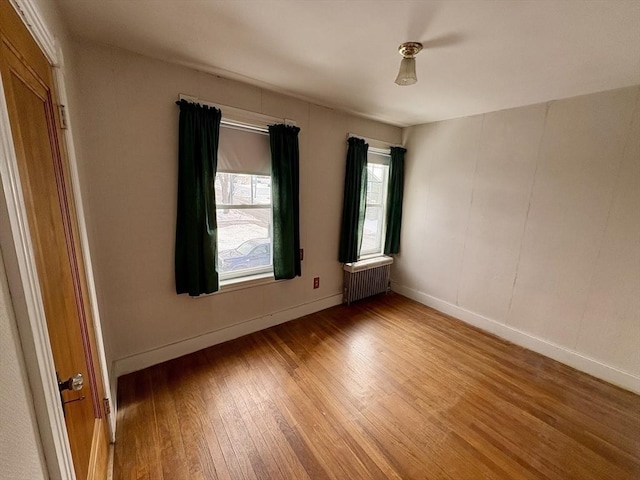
8,0 -> 57,66
0,72 -> 75,479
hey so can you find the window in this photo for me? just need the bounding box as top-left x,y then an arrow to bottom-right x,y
215,124 -> 273,281
360,150 -> 390,257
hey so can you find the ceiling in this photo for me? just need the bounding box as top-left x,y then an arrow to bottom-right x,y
57,0 -> 640,127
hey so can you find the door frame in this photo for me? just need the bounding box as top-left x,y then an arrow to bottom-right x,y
0,1 -> 113,478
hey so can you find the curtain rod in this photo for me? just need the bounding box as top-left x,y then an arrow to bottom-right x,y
347,133 -> 403,149
178,94 -> 296,127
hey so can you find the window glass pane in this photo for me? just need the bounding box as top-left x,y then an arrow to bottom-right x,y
361,205 -> 383,255
215,173 -> 271,206
215,126 -> 273,280
360,161 -> 389,257
217,207 -> 272,274
366,164 -> 386,205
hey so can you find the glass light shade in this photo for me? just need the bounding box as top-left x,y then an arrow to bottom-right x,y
394,57 -> 417,86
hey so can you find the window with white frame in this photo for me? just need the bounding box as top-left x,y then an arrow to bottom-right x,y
215,123 -> 273,281
360,150 -> 390,257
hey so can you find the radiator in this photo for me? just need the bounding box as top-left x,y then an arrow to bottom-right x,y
343,256 -> 393,305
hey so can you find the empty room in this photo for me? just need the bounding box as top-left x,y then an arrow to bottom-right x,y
0,0 -> 639,479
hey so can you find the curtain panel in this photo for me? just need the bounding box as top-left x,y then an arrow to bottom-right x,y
384,146 -> 406,255
269,124 -> 302,280
175,100 -> 222,296
339,137 -> 369,263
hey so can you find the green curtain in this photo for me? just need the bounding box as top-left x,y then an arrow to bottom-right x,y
339,137 -> 368,263
384,146 -> 406,255
269,124 -> 301,280
175,100 -> 221,296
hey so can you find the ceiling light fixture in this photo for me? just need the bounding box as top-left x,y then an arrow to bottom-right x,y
395,42 -> 423,86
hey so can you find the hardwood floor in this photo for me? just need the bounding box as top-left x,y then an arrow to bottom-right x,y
114,293 -> 640,479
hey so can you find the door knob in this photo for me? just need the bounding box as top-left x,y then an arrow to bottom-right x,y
56,372 -> 85,417
58,373 -> 84,392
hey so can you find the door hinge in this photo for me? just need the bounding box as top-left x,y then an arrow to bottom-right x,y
58,104 -> 69,129
103,397 -> 111,416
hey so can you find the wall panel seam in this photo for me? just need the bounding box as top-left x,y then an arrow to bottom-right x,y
455,114 -> 485,307
504,101 -> 550,325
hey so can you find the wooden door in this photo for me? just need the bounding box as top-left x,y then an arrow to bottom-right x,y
0,2 -> 109,479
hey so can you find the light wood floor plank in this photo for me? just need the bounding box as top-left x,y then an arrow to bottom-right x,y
115,293 -> 640,479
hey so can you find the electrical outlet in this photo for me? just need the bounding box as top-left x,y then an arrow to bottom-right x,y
313,277 -> 320,289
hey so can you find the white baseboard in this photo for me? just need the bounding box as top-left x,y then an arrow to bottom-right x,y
113,293 -> 343,378
391,282 -> 640,394
108,371 -> 117,442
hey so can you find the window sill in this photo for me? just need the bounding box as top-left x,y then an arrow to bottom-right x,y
219,271 -> 277,293
345,255 -> 393,272
190,272 -> 280,298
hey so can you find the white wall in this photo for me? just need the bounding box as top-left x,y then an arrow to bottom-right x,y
394,86 -> 640,391
0,247 -> 47,480
67,40 -> 401,373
